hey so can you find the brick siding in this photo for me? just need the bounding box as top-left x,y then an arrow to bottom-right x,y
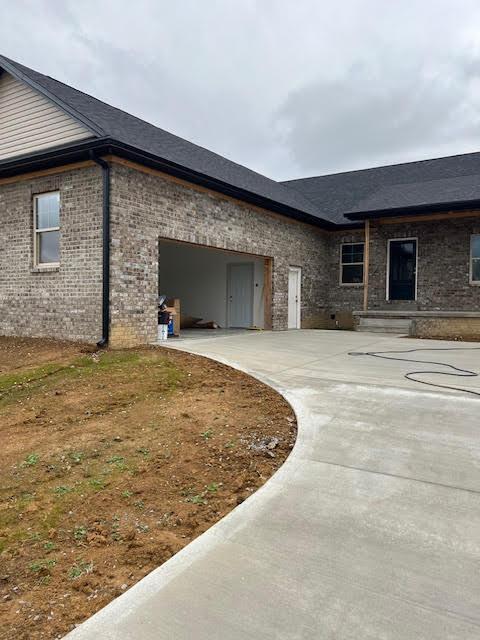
367,218 -> 480,311
326,229 -> 365,328
109,163 -> 330,346
327,217 -> 480,327
413,317 -> 480,339
2,160 -> 479,345
0,165 -> 103,342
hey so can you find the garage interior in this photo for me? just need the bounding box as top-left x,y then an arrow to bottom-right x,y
158,239 -> 271,337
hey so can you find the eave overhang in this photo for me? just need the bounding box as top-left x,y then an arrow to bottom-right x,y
345,199 -> 480,221
0,138 -> 337,230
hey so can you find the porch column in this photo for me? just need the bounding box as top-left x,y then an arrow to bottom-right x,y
363,219 -> 370,311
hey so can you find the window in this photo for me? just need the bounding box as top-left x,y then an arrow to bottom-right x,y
471,235 -> 480,284
34,192 -> 60,266
340,242 -> 364,284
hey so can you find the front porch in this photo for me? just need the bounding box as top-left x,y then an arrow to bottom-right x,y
334,213 -> 480,339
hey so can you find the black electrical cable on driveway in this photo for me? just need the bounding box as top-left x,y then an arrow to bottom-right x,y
348,346 -> 480,397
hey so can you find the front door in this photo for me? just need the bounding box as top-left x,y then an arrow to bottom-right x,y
288,267 -> 301,328
227,263 -> 253,327
388,239 -> 417,301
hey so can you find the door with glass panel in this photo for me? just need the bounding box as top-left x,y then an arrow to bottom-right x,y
388,239 -> 417,301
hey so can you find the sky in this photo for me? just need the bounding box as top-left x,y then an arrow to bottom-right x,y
2,0 -> 480,181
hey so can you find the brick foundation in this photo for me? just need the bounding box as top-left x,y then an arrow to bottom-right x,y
413,316 -> 480,339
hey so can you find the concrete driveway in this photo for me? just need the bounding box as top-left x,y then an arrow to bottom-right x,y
66,330 -> 480,640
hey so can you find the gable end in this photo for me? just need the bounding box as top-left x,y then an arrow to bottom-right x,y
0,71 -> 93,160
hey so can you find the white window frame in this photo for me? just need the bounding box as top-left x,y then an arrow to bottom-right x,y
33,191 -> 60,267
386,237 -> 418,301
470,234 -> 480,285
339,242 -> 365,286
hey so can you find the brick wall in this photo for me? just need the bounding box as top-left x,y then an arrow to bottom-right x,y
367,217 -> 480,310
327,228 -> 365,328
109,162 -> 330,346
327,216 -> 480,323
0,165 -> 103,342
412,317 -> 480,339
4,160 -> 477,347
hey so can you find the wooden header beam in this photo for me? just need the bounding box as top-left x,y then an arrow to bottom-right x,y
376,209 -> 480,225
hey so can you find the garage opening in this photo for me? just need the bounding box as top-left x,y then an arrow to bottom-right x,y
158,239 -> 272,338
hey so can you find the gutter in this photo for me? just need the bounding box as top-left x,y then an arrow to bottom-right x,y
90,154 -> 110,347
0,139 -> 335,230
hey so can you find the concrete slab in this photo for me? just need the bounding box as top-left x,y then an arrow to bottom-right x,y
166,328 -> 250,342
65,330 -> 480,640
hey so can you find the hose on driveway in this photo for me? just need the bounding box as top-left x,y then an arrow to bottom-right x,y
348,346 -> 480,397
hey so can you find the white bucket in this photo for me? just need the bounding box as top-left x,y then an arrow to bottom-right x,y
158,324 -> 169,341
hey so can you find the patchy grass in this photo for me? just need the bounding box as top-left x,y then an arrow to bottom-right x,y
21,453 -> 40,468
0,352 -> 148,408
0,337 -> 296,640
68,561 -> 94,580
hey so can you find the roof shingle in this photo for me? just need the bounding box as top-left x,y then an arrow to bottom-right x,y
283,152 -> 480,224
0,54 -> 326,223
3,54 -> 480,226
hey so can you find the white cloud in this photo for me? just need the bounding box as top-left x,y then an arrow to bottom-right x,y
2,0 -> 480,179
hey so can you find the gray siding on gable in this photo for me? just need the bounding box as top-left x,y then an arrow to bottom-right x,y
0,72 -> 92,160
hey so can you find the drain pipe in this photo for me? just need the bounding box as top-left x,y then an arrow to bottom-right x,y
91,154 -> 110,348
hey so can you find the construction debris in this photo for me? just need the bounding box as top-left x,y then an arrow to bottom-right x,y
248,436 -> 280,457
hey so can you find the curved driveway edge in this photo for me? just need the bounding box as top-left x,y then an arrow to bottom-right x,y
65,330 -> 480,640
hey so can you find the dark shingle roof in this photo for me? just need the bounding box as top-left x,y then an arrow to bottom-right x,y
3,54 -> 480,226
347,173 -> 480,215
0,54 -> 326,224
283,152 -> 480,224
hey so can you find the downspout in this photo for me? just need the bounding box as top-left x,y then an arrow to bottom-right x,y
91,154 -> 110,347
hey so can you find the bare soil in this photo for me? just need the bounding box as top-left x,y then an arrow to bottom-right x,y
0,338 -> 296,639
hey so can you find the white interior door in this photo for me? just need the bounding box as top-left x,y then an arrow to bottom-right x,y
288,267 -> 301,329
227,263 -> 254,327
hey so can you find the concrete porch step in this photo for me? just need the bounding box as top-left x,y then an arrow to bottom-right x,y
357,317 -> 412,334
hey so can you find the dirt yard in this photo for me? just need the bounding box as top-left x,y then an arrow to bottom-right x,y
0,337 -> 296,640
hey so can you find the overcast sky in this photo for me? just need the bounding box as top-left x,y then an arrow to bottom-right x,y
2,0 -> 480,180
